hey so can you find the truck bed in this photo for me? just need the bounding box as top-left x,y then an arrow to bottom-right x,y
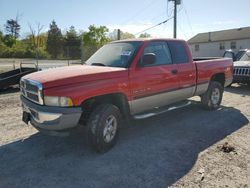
194,58 -> 233,95
0,68 -> 37,89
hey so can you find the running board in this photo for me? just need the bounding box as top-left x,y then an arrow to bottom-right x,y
133,101 -> 192,120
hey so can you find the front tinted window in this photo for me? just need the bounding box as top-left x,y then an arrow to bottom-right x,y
168,41 -> 189,64
140,41 -> 172,66
85,42 -> 142,68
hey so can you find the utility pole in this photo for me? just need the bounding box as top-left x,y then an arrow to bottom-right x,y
173,0 -> 177,38
168,0 -> 181,38
117,29 -> 121,40
80,40 -> 85,64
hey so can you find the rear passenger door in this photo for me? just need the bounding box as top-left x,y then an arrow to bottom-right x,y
168,41 -> 196,99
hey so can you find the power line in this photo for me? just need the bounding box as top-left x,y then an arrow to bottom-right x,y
166,0 -> 174,17
177,2 -> 184,12
150,11 -> 166,22
183,3 -> 194,36
177,22 -> 188,39
134,17 -> 173,36
121,0 -> 161,25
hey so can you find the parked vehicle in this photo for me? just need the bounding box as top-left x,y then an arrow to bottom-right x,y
223,49 -> 248,61
20,39 -> 233,153
232,50 -> 250,85
0,62 -> 37,90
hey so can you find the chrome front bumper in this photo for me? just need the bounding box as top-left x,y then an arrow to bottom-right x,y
21,96 -> 82,131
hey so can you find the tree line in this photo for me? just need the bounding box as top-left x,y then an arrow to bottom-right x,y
0,18 -> 151,60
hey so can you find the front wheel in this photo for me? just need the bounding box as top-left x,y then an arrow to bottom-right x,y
87,104 -> 121,153
201,81 -> 224,110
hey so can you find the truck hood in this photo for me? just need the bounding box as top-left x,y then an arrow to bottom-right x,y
23,65 -> 128,88
234,61 -> 250,67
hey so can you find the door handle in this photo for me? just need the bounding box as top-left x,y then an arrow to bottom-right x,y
171,69 -> 178,74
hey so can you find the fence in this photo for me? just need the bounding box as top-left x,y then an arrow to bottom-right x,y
0,44 -> 100,72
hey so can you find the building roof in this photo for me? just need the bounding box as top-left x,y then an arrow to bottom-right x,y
188,27 -> 250,44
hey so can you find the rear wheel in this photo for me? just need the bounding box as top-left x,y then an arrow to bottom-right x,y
87,104 -> 121,153
201,81 -> 223,110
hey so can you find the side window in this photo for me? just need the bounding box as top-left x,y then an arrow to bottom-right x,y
195,44 -> 199,51
141,41 -> 172,66
168,41 -> 189,64
231,41 -> 236,49
219,42 -> 225,50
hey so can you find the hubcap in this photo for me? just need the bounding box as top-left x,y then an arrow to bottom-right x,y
103,115 -> 117,143
211,88 -> 220,105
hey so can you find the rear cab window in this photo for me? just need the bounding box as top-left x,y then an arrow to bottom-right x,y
168,41 -> 189,64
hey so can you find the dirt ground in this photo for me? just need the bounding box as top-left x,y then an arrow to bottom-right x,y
0,84 -> 249,188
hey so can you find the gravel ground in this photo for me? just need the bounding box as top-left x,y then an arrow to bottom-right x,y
0,84 -> 249,188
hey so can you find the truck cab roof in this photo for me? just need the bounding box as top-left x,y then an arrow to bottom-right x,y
110,38 -> 186,43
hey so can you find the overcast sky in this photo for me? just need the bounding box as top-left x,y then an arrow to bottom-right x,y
0,0 -> 249,40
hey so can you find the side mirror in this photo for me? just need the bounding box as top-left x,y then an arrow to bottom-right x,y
140,53 -> 156,67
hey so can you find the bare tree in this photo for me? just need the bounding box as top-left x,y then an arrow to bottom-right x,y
28,22 -> 44,61
28,22 -> 44,49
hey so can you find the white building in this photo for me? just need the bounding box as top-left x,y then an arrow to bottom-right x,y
188,27 -> 250,58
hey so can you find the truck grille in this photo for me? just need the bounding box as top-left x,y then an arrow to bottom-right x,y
233,67 -> 250,76
20,78 -> 43,105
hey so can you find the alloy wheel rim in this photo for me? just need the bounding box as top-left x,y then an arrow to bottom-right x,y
103,115 -> 117,143
211,88 -> 220,105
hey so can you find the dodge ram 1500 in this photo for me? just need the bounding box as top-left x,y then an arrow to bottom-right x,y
20,38 -> 233,153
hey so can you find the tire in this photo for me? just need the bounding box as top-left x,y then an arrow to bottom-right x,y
87,104 -> 121,153
201,81 -> 224,110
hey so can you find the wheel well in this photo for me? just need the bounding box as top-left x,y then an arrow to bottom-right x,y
79,93 -> 130,125
211,73 -> 225,86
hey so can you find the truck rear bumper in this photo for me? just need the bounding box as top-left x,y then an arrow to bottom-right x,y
21,96 -> 82,132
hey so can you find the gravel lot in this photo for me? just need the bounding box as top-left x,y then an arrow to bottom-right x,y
0,84 -> 249,188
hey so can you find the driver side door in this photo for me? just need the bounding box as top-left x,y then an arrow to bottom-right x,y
129,41 -> 180,115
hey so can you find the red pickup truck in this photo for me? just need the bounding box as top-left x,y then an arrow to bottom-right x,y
20,38 -> 233,153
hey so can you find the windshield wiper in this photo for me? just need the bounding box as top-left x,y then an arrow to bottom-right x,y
91,63 -> 106,66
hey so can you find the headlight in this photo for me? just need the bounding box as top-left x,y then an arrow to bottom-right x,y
44,96 -> 73,107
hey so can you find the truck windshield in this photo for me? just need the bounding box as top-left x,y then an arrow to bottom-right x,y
239,51 -> 250,61
85,41 -> 142,68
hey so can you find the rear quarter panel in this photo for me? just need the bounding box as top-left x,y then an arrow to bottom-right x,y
195,58 -> 233,95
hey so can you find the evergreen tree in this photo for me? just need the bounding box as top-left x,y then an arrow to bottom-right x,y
46,20 -> 63,58
64,26 -> 81,59
5,19 -> 21,39
0,30 -> 3,41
